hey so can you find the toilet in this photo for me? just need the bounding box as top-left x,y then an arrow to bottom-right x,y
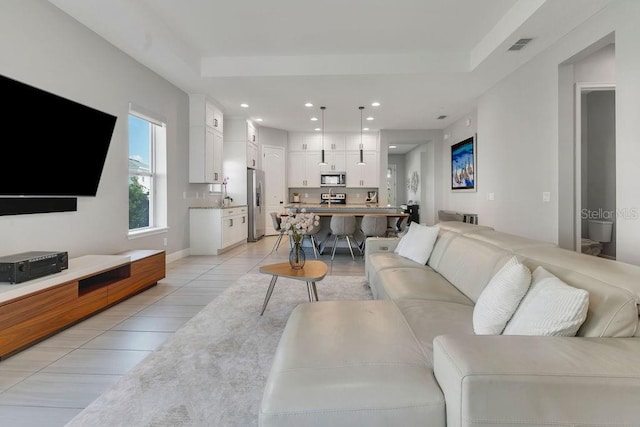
582,220 -> 613,256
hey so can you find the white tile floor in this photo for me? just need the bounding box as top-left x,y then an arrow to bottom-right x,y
0,235 -> 365,426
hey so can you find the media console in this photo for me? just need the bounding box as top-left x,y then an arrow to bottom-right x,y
0,249 -> 165,359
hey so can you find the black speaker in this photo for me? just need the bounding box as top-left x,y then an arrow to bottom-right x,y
0,198 -> 77,216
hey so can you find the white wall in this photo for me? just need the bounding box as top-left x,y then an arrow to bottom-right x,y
380,129 -> 442,211
0,0 -> 192,259
388,154 -> 407,205
441,111 -> 478,216
559,42 -> 615,250
437,0 -> 640,265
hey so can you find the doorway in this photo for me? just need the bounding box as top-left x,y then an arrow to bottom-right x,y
575,83 -> 616,259
263,145 -> 286,235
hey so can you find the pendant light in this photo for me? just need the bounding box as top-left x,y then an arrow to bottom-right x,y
357,106 -> 366,165
319,106 -> 328,165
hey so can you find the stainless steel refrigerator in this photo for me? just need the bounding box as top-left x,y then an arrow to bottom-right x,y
247,168 -> 265,241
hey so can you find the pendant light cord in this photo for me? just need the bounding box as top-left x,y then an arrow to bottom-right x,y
358,106 -> 366,165
319,106 -> 327,165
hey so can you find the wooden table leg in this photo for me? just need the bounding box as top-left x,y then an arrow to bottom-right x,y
261,275 -> 279,315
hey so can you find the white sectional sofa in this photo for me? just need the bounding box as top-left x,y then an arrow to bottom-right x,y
259,222 -> 640,427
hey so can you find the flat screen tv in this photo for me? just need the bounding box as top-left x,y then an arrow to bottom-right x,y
0,74 -> 117,197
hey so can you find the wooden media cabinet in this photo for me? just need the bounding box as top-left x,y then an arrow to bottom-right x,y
0,249 -> 165,359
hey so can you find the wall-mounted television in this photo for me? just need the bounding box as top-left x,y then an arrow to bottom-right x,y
0,74 -> 117,197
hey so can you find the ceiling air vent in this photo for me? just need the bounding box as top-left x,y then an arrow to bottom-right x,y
508,38 -> 533,51
437,115 -> 447,120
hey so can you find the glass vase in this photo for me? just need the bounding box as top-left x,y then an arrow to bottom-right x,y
289,240 -> 306,270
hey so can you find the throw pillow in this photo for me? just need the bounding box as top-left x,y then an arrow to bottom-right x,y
394,223 -> 439,265
503,266 -> 589,337
473,256 -> 532,335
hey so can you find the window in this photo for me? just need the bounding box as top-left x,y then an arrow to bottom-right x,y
128,105 -> 167,235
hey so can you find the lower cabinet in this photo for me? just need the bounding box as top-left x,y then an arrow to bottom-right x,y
0,250 -> 165,359
190,207 -> 248,255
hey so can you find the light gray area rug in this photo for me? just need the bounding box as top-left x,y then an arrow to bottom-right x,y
66,273 -> 372,427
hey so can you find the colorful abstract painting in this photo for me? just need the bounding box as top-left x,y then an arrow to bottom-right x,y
451,136 -> 476,191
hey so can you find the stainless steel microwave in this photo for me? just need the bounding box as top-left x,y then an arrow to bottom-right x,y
320,172 -> 346,187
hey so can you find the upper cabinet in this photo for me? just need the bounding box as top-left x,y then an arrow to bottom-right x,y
346,151 -> 379,188
287,131 -> 381,189
345,133 -> 379,151
205,102 -> 223,133
289,133 -> 321,152
189,94 -> 224,184
318,134 -> 346,172
247,121 -> 257,144
226,118 -> 260,169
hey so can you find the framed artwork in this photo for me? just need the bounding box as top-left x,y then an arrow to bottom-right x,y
451,135 -> 476,191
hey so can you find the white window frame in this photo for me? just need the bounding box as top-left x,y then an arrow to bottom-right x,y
128,103 -> 168,238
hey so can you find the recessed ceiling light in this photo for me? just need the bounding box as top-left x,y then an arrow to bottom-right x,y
310,117 -> 318,121
305,102 -> 313,107
314,128 -> 321,131
366,117 -> 374,121
371,102 -> 381,107
240,103 -> 249,108
389,145 -> 397,149
255,118 -> 263,122
362,127 -> 370,131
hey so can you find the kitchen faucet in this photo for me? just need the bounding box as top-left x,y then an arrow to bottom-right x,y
328,187 -> 334,208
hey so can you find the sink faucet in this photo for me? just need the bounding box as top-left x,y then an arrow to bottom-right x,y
328,188 -> 334,208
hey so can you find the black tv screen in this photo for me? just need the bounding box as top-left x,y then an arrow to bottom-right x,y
0,74 -> 117,197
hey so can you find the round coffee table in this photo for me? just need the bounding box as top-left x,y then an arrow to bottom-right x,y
258,260 -> 328,315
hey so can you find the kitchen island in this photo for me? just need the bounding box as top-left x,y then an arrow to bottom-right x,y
281,204 -> 408,256
284,203 -> 403,214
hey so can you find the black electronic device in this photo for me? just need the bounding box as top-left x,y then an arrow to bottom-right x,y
0,74 -> 117,197
0,251 -> 69,284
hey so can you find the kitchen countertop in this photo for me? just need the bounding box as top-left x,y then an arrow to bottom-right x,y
189,204 -> 247,209
284,204 -> 402,213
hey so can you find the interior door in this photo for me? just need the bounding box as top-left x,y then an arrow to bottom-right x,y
263,145 -> 286,235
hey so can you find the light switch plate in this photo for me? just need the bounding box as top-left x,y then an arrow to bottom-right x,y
543,192 -> 550,202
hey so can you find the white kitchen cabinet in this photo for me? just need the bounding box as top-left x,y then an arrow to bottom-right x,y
205,102 -> 224,133
288,150 -> 321,187
190,206 -> 248,255
346,151 -> 379,188
322,134 -> 345,151
318,134 -> 346,172
319,150 -> 346,172
247,141 -> 258,169
190,94 -> 224,131
345,133 -> 378,151
247,121 -> 257,144
289,133 -> 321,151
226,118 -> 259,170
189,94 -> 224,183
190,125 -> 223,183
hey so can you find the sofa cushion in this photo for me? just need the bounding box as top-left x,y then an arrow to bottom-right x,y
515,255 -> 638,337
394,299 -> 474,362
366,252 -> 432,299
259,300 -> 446,427
473,256 -> 532,335
503,267 -> 589,337
394,223 -> 439,265
435,221 -> 494,235
377,268 -> 474,305
433,235 -> 512,302
466,229 -> 557,251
